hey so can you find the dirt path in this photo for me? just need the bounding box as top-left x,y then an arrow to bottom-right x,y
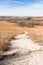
10,32 -> 43,51
0,32 -> 43,65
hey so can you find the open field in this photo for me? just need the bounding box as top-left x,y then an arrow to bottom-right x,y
0,17 -> 43,65
0,17 -> 43,50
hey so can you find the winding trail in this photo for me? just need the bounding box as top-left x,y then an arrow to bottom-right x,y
0,32 -> 43,65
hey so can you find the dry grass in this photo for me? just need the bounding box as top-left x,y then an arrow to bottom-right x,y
0,21 -> 24,50
0,21 -> 43,50
23,26 -> 43,46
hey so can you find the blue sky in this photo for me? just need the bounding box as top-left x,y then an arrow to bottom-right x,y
0,0 -> 37,8
0,0 -> 43,16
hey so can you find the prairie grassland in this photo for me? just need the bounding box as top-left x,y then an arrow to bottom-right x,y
0,20 -> 43,50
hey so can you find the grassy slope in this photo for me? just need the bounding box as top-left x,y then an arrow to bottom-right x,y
0,21 -> 24,50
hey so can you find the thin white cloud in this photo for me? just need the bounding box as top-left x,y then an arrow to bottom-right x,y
0,2 -> 43,16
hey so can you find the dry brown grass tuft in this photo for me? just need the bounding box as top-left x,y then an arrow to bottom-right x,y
23,26 -> 43,46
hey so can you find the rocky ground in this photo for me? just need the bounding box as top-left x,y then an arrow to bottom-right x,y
0,51 -> 43,65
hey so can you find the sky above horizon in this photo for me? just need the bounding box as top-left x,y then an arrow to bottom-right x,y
0,0 -> 43,16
